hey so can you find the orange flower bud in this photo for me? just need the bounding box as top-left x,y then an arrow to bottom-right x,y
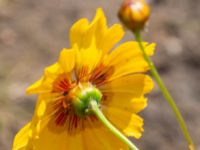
118,0 -> 150,32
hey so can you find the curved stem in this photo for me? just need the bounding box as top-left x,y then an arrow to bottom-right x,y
134,30 -> 195,150
89,100 -> 139,150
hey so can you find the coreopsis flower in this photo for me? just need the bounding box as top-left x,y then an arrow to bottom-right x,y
13,8 -> 155,150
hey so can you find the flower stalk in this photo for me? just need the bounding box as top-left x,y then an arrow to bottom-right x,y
89,100 -> 139,150
134,30 -> 195,150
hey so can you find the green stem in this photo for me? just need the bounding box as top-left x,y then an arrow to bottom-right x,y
89,100 -> 139,150
134,30 -> 195,150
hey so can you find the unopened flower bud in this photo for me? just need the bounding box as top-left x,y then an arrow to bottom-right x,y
118,0 -> 150,32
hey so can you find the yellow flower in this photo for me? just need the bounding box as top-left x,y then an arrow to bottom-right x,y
13,8 -> 155,150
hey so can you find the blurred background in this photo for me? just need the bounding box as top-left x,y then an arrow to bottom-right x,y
0,0 -> 199,149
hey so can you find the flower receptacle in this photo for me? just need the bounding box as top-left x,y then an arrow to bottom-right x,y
71,83 -> 102,117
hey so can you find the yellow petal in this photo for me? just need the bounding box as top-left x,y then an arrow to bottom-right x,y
82,122 -> 103,150
106,42 -> 155,65
99,74 -> 154,96
58,48 -> 75,73
33,128 -> 71,150
104,42 -> 156,81
86,117 -> 128,150
103,107 -> 144,139
98,24 -> 124,55
85,8 -> 107,49
70,9 -> 106,80
75,45 -> 102,81
70,8 -> 106,49
44,62 -> 63,77
66,133 -> 85,150
37,99 -> 46,118
70,18 -> 89,48
102,93 -> 147,113
26,77 -> 44,94
26,116 -> 66,149
15,104 -> 82,150
12,123 -> 31,150
28,115 -> 85,150
26,63 -> 63,94
129,97 -> 147,113
70,8 -> 125,81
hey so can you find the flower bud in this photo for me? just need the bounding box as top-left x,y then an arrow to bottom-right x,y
118,0 -> 150,32
71,83 -> 102,117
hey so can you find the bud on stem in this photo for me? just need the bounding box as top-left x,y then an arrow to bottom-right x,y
118,0 -> 150,32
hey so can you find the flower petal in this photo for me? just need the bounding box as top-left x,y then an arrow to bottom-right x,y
85,117 -> 128,150
70,8 -> 106,49
102,93 -> 147,114
75,44 -> 102,81
26,63 -> 63,94
70,8 -> 125,81
26,77 -> 45,94
103,107 -> 144,139
12,123 -> 31,150
104,42 -> 156,81
33,128 -> 84,150
58,48 -> 75,73
98,23 -> 124,55
69,18 -> 89,48
99,74 -> 154,96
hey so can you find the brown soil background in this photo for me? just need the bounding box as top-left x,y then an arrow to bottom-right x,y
0,0 -> 200,149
